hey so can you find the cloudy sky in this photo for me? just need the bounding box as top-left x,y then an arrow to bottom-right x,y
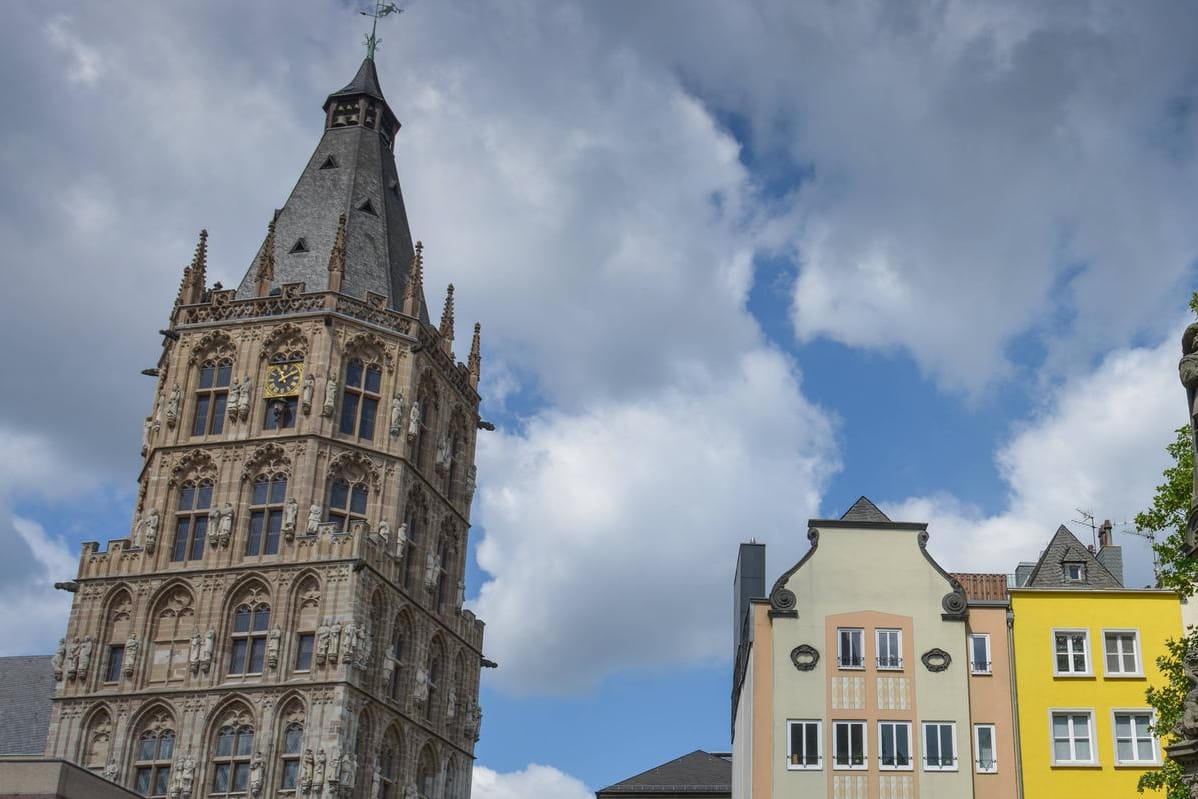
3,0 -> 1198,795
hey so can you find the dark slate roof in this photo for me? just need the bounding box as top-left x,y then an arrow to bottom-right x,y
1024,525 -> 1123,589
327,57 -> 387,104
597,750 -> 731,796
236,58 -> 425,319
0,655 -> 54,754
840,496 -> 891,523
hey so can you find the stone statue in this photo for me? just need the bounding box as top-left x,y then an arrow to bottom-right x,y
403,779 -> 419,799
424,549 -> 441,590
465,464 -> 477,502
342,622 -> 358,663
307,503 -> 322,535
329,748 -> 342,786
314,750 -> 327,787
238,377 -> 253,421
447,687 -> 457,720
166,384 -> 180,427
141,416 -> 153,456
178,755 -> 195,797
372,764 -> 383,799
282,497 -> 299,540
378,518 -> 391,543
322,377 -> 337,418
77,636 -> 94,679
267,628 -> 282,668
249,751 -> 264,797
328,621 -> 342,662
301,373 -> 315,414
301,749 -> 315,792
1181,322 -> 1198,515
101,759 -> 118,782
456,578 -> 466,612
352,519 -> 368,537
65,637 -> 80,680
382,654 -> 396,689
316,619 -> 331,664
218,502 -> 234,547
341,752 -> 356,790
413,667 -> 429,705
124,634 -> 139,677
407,401 -> 421,441
395,522 -> 408,559
189,631 -> 202,672
141,509 -> 160,554
200,629 -> 215,671
52,637 -> 65,680
389,394 -> 405,437
1179,643 -> 1198,739
435,434 -> 452,473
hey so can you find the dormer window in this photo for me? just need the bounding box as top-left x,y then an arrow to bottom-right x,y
1064,563 -> 1085,582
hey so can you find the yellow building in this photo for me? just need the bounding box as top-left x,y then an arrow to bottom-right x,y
1010,525 -> 1180,798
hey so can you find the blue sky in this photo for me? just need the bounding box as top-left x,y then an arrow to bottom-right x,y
4,2 -> 1198,796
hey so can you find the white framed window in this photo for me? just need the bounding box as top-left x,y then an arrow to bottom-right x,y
1051,710 -> 1096,765
878,721 -> 912,770
787,720 -> 822,770
837,628 -> 865,669
876,629 -> 902,670
922,722 -> 958,771
974,724 -> 997,773
1053,629 -> 1091,676
832,720 -> 867,770
1064,562 -> 1085,582
969,634 -> 992,675
1103,630 -> 1142,677
1112,710 -> 1158,766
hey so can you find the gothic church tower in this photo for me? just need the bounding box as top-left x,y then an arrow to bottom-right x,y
44,53 -> 486,799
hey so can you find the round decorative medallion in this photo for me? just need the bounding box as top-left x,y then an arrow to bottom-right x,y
790,644 -> 819,672
921,648 -> 951,672
770,588 -> 797,611
941,590 -> 967,616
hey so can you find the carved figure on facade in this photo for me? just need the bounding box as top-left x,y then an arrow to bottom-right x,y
166,384 -> 180,428
64,638 -> 80,680
282,497 -> 299,540
424,550 -> 441,590
238,377 -> 253,421
124,634 -> 139,678
390,394 -> 405,437
267,628 -> 282,669
395,523 -> 407,559
52,637 -> 65,680
102,759 -> 119,782
378,518 -> 390,543
218,502 -> 235,547
328,621 -> 342,663
435,435 -> 452,473
456,579 -> 466,612
341,621 -> 358,663
177,755 -> 196,798
201,629 -> 215,672
189,631 -> 202,672
301,749 -> 315,792
403,780 -> 418,799
372,764 -> 383,799
307,503 -> 323,536
407,401 -> 421,441
314,749 -> 327,788
141,508 -> 160,553
447,687 -> 456,720
301,373 -> 315,415
316,620 -> 332,665
142,416 -> 154,456
1179,641 -> 1198,739
249,751 -> 264,797
323,377 -> 337,418
382,654 -> 397,689
413,667 -> 429,705
465,465 -> 477,503
76,636 -> 94,679
340,752 -> 356,791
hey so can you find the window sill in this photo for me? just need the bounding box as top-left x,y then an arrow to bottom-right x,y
1050,762 -> 1102,769
832,766 -> 868,771
785,765 -> 822,771
1103,673 -> 1146,680
923,768 -> 959,773
878,766 -> 914,772
1114,762 -> 1160,769
1052,673 -> 1095,679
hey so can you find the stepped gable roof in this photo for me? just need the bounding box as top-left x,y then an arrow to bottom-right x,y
0,655 -> 54,754
840,496 -> 891,523
952,572 -> 1009,602
596,750 -> 732,796
1024,525 -> 1123,589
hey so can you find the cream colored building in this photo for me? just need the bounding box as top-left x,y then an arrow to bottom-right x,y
42,53 -> 486,799
732,498 -> 990,799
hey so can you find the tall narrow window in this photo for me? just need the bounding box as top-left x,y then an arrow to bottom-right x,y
279,722 -> 304,791
105,645 -> 125,683
415,399 -> 434,471
402,503 -> 422,590
426,651 -> 442,722
1113,711 -> 1157,765
379,732 -> 400,798
211,725 -> 255,796
171,480 -> 213,562
246,475 -> 287,556
228,604 -> 271,676
1104,631 -> 1141,676
388,619 -> 408,700
1051,711 -> 1095,765
879,721 -> 912,770
339,359 -> 381,440
970,634 -> 992,674
132,729 -> 174,798
974,724 -> 997,773
922,722 -> 958,771
1054,630 -> 1090,675
435,538 -> 452,613
837,628 -> 864,669
787,720 -> 821,769
148,602 -> 193,684
192,359 -> 232,437
832,720 -> 866,769
326,479 -> 368,532
876,629 -> 902,670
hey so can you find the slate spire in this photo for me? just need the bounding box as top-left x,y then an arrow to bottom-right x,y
234,55 -> 426,320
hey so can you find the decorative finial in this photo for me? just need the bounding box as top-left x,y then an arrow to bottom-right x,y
255,215 -> 278,297
360,1 -> 402,60
327,213 -> 347,292
402,241 -> 424,317
440,284 -> 456,356
468,322 -> 482,389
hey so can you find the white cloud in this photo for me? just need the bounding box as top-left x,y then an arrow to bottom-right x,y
0,516 -> 75,656
473,348 -> 838,693
888,328 -> 1183,586
45,15 -> 104,85
471,763 -> 592,799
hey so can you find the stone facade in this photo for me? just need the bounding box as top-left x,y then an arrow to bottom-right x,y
43,54 -> 486,799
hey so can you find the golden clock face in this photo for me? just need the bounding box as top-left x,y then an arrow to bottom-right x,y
264,362 -> 303,398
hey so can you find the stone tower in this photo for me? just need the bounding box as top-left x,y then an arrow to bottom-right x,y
43,54 -> 486,799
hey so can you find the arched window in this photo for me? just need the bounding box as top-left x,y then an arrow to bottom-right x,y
415,397 -> 436,472
211,724 -> 255,796
229,602 -> 271,676
148,590 -> 194,683
326,478 -> 367,532
245,474 -> 287,556
132,727 -> 174,798
279,721 -> 304,792
192,358 -> 232,437
339,359 -> 382,440
402,492 -> 425,591
171,480 -> 212,562
82,709 -> 112,772
378,727 -> 401,799
103,594 -> 133,684
425,641 -> 443,723
388,614 -> 410,701
434,533 -> 453,614
292,579 -> 320,674
416,746 -> 437,798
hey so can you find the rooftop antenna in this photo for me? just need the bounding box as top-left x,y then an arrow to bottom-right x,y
1071,508 -> 1098,550
1122,523 -> 1162,584
361,1 -> 402,60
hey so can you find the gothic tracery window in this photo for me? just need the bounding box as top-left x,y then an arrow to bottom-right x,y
148,591 -> 194,683
416,746 -> 437,798
171,480 -> 212,562
82,709 -> 112,772
414,394 -> 437,472
211,723 -> 255,796
326,478 -> 368,532
278,720 -> 304,792
245,474 -> 287,556
228,602 -> 271,676
435,534 -> 453,614
426,640 -> 444,723
388,613 -> 410,701
402,492 -> 426,591
339,358 -> 382,440
378,728 -> 402,799
192,358 -> 233,437
131,725 -> 174,798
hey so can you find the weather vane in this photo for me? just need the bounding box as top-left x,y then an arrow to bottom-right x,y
361,1 -> 402,59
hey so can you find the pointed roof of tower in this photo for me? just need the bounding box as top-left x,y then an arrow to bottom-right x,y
235,55 -> 426,320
